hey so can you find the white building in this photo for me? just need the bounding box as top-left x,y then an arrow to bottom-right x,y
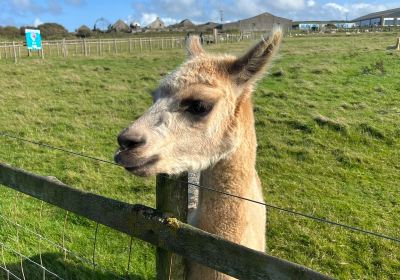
352,8 -> 400,27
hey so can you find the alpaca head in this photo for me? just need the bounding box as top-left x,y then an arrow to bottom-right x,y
115,29 -> 282,176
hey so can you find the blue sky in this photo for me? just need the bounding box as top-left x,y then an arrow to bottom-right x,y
1,0 -> 399,31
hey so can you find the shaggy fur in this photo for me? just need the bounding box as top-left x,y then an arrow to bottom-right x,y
115,28 -> 282,279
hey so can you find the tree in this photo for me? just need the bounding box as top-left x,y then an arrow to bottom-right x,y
38,23 -> 68,38
76,25 -> 92,38
0,26 -> 20,38
19,26 -> 36,36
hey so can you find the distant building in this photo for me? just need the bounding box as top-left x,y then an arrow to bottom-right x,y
220,12 -> 292,32
292,20 -> 355,30
147,17 -> 165,30
196,22 -> 220,32
111,19 -> 130,32
168,19 -> 196,31
352,8 -> 400,27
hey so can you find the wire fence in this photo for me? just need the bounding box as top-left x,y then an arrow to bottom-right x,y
0,167 -> 152,280
0,131 -> 399,244
0,130 -> 399,279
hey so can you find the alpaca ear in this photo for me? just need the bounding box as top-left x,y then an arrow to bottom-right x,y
186,36 -> 205,57
229,27 -> 282,85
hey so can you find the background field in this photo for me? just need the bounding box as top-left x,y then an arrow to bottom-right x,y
0,32 -> 399,279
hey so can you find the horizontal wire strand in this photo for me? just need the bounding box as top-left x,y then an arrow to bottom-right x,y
0,213 -> 128,280
0,264 -> 22,280
0,131 -> 399,244
0,241 -> 64,280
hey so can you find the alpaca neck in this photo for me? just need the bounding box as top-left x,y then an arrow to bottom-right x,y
195,96 -> 263,243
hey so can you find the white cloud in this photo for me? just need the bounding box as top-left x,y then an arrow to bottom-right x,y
11,0 -> 31,9
162,17 -> 178,26
324,3 -> 349,14
139,12 -> 178,27
64,0 -> 86,6
140,13 -> 158,26
130,0 -> 400,26
33,17 -> 43,27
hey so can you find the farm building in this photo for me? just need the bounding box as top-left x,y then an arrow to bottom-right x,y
292,20 -> 355,30
196,22 -> 220,32
220,12 -> 292,32
168,19 -> 196,31
352,7 -> 400,27
110,19 -> 130,32
147,17 -> 165,30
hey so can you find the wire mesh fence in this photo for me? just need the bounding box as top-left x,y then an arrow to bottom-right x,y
0,186 -> 154,280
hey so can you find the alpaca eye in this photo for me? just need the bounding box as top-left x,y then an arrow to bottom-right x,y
185,100 -> 213,116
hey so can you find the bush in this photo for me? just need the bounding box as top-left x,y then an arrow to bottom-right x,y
38,23 -> 68,38
0,26 -> 20,38
76,25 -> 92,38
19,26 -> 36,36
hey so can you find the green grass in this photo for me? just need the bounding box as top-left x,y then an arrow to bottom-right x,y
1,32 -> 400,279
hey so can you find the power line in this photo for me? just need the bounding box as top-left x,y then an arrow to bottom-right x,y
0,131 -> 399,243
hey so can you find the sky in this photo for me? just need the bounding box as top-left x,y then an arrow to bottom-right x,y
1,0 -> 399,31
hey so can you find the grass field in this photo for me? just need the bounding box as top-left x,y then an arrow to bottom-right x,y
0,32 -> 399,279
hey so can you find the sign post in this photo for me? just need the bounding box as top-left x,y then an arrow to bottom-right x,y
25,29 -> 42,54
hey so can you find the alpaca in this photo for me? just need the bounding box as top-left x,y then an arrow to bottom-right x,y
115,28 -> 282,279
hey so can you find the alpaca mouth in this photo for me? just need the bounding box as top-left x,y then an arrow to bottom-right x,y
124,156 -> 159,171
114,151 -> 159,176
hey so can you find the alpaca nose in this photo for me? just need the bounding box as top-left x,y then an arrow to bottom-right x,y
117,131 -> 147,150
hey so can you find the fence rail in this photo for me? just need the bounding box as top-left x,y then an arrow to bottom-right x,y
0,162 -> 332,279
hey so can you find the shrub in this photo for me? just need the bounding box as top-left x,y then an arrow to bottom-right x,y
76,25 -> 92,38
38,23 -> 68,38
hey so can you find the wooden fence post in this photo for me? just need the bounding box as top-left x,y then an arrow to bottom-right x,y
156,173 -> 188,280
140,38 -> 143,52
114,39 -> 117,54
62,38 -> 67,57
396,37 -> 400,51
83,39 -> 87,56
12,41 -> 17,63
128,38 -> 132,53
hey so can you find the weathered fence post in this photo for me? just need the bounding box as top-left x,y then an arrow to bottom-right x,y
62,38 -> 67,57
156,173 -> 188,280
140,38 -> 143,52
396,37 -> 400,51
83,39 -> 87,56
114,39 -> 117,54
213,28 -> 218,44
128,38 -> 132,53
12,41 -> 17,63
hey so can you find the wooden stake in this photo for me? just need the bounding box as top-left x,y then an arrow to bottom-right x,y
12,41 -> 17,63
156,174 -> 188,280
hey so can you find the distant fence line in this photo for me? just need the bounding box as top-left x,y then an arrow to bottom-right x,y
0,33 -> 256,62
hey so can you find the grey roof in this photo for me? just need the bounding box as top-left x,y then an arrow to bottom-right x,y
168,19 -> 195,29
352,7 -> 400,22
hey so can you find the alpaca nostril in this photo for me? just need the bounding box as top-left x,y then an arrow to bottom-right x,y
117,132 -> 147,150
